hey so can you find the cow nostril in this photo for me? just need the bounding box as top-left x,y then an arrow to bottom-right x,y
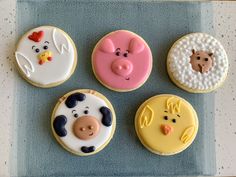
80,127 -> 86,131
88,125 -> 94,130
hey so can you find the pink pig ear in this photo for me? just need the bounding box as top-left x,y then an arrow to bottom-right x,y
99,38 -> 115,53
129,38 -> 145,54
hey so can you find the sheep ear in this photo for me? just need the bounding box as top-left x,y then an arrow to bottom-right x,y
208,52 -> 213,57
15,51 -> 35,77
99,38 -> 115,53
65,93 -> 86,108
139,105 -> 154,128
100,106 -> 112,127
52,28 -> 71,54
129,38 -> 144,54
180,126 -> 195,144
192,49 -> 195,54
53,115 -> 67,137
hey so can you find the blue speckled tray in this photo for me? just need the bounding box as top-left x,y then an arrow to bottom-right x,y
13,0 -> 216,176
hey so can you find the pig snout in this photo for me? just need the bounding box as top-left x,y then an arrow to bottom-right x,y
111,58 -> 133,77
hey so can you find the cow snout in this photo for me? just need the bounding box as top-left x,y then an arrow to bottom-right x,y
73,116 -> 100,140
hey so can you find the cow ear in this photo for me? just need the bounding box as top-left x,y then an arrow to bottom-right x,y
65,93 -> 86,108
52,28 -> 71,54
53,115 -> 67,137
100,106 -> 112,127
99,38 -> 115,53
139,105 -> 154,128
180,126 -> 195,144
129,38 -> 145,54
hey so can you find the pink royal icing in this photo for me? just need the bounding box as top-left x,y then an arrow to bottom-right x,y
92,30 -> 152,91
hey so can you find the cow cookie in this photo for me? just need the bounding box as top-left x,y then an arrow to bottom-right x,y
51,89 -> 116,156
167,33 -> 228,93
92,30 -> 153,92
15,26 -> 77,88
135,94 -> 198,155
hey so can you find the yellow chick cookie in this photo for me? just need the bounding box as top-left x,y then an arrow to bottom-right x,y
135,94 -> 198,155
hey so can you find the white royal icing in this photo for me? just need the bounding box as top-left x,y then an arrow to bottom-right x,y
168,33 -> 228,91
54,93 -> 113,154
15,26 -> 76,86
15,51 -> 35,77
52,28 -> 71,54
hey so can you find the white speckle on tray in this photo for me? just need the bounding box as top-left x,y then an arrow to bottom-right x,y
213,2 -> 236,176
0,0 -> 16,176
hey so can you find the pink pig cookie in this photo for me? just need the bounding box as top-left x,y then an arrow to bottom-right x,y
92,30 -> 153,92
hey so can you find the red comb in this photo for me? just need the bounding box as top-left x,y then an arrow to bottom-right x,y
28,31 -> 44,42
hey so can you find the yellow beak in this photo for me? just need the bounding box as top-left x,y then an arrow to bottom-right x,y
38,51 -> 53,65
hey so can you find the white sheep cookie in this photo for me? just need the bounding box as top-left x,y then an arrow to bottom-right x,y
51,89 -> 116,156
15,26 -> 77,88
167,33 -> 229,93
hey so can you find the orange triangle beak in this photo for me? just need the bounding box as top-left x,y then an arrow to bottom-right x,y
161,124 -> 173,135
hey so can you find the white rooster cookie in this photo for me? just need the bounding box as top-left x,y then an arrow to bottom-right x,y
51,89 -> 116,156
15,26 -> 77,88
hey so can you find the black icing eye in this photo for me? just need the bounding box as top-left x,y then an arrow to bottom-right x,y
84,110 -> 89,114
164,116 -> 168,120
115,51 -> 120,56
172,119 -> 176,123
204,58 -> 208,61
74,113 -> 78,118
43,45 -> 48,50
35,48 -> 40,53
124,50 -> 129,57
197,56 -> 200,60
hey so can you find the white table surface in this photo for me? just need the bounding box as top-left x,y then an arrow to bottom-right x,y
0,0 -> 235,176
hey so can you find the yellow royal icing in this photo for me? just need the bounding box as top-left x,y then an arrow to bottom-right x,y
135,94 -> 198,155
139,105 -> 154,128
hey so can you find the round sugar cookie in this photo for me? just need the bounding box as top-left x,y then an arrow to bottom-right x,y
15,26 -> 77,88
167,33 -> 228,93
51,89 -> 116,156
92,30 -> 153,92
135,94 -> 198,155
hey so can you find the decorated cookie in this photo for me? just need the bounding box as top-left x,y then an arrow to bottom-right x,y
15,26 -> 77,88
135,94 -> 198,155
167,33 -> 228,93
92,30 -> 152,92
51,89 -> 116,156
